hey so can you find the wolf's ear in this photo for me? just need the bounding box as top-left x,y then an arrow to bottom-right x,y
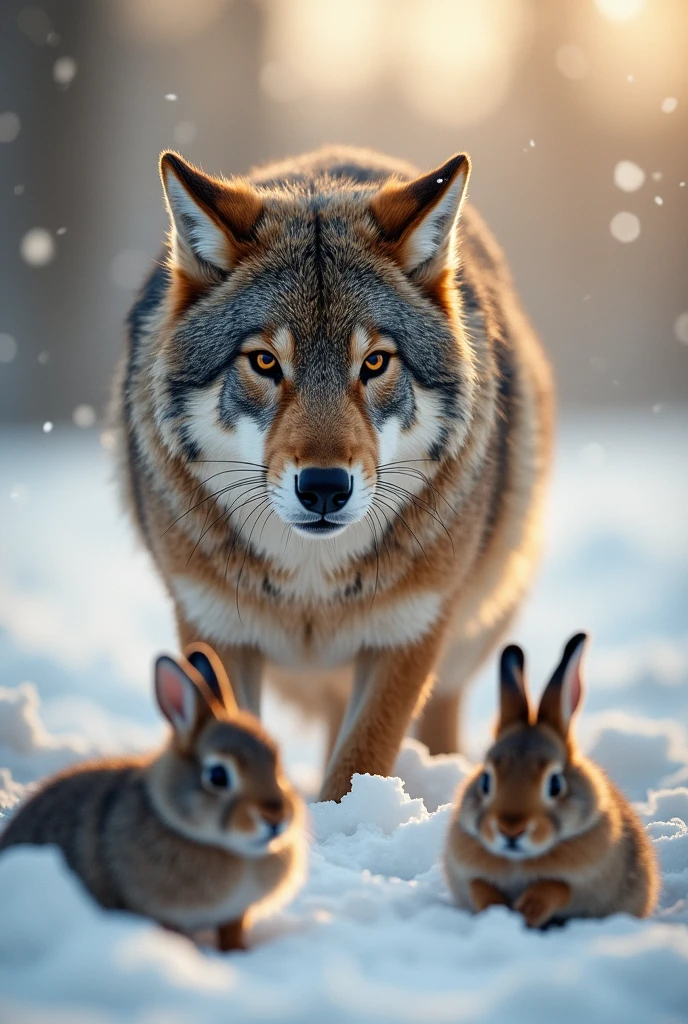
497,644 -> 530,735
369,153 -> 470,283
184,642 -> 238,716
160,152 -> 263,284
537,633 -> 588,738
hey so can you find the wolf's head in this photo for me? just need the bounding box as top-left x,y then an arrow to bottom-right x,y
149,148 -> 477,560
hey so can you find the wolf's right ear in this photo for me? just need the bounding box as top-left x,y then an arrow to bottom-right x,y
160,152 -> 263,285
154,654 -> 222,744
184,642 -> 238,716
497,644 -> 530,735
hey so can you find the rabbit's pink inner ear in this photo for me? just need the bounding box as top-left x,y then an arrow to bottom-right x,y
154,656 -> 197,737
538,632 -> 588,736
560,640 -> 585,727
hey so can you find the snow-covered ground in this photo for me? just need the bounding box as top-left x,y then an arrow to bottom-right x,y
0,409 -> 686,1023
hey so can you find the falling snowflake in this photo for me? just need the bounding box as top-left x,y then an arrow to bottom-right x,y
173,121 -> 196,145
20,229 -> 55,267
9,484 -> 28,503
42,422 -> 53,434
610,212 -> 641,243
73,405 -> 97,429
53,57 -> 77,86
613,161 -> 645,193
579,443 -> 605,469
674,312 -> 688,346
0,334 -> 18,363
661,97 -> 678,113
0,112 -> 21,143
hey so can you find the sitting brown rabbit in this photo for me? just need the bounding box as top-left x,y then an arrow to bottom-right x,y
444,633 -> 659,928
0,644 -> 306,950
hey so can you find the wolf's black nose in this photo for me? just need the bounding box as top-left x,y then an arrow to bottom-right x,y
295,468 -> 353,516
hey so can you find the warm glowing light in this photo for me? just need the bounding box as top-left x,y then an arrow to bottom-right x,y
399,0 -> 531,128
595,0 -> 645,22
114,0 -> 226,44
263,0 -> 385,98
555,44 -> 588,80
573,0 -> 687,128
263,0 -> 530,125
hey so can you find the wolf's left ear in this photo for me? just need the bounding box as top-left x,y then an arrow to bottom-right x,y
369,153 -> 470,283
160,152 -> 263,284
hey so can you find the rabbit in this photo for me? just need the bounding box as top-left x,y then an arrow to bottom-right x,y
0,643 -> 306,951
443,633 -> 659,928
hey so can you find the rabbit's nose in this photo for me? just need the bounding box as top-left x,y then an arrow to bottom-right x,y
498,817 -> 527,839
261,797 -> 285,823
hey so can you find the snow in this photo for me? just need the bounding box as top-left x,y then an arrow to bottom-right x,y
0,411 -> 687,1022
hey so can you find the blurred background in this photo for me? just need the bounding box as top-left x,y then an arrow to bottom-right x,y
1,0 -> 687,424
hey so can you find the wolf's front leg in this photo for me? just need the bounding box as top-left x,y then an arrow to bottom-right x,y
319,628 -> 444,802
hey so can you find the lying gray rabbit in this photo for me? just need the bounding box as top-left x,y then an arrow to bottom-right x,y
444,633 -> 659,927
0,644 -> 306,950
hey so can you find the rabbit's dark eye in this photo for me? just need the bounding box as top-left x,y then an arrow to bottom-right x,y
203,761 -> 235,791
209,765 -> 229,788
479,770 -> 491,796
548,771 -> 566,799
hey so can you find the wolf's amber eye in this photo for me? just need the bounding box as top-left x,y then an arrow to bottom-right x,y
248,351 -> 282,382
361,351 -> 391,383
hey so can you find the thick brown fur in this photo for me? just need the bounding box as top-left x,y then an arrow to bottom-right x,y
444,635 -> 660,926
113,145 -> 553,801
0,646 -> 306,948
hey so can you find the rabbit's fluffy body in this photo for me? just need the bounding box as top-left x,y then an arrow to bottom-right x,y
444,635 -> 659,927
0,648 -> 306,947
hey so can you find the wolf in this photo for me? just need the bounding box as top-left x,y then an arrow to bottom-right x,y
115,145 -> 553,801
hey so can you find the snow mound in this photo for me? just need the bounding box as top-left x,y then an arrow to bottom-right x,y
1,767 -> 687,1024
394,737 -> 471,812
0,681 -> 94,785
585,712 -> 688,800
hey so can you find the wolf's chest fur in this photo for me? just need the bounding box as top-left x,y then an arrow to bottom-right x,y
171,567 -> 443,670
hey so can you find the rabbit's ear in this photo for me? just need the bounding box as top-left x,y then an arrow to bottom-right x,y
537,633 -> 588,737
497,644 -> 530,735
154,655 -> 218,743
184,642 -> 238,715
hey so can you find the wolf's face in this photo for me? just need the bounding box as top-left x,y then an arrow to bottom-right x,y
152,152 -> 477,557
